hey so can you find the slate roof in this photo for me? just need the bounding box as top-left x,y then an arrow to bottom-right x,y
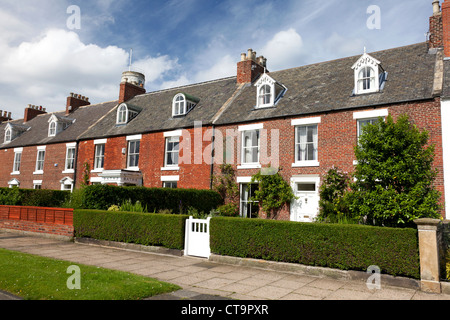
0,42 -> 440,147
78,77 -> 239,140
213,42 -> 439,125
0,100 -> 117,149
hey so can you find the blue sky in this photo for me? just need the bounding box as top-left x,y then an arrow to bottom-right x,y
0,0 -> 434,119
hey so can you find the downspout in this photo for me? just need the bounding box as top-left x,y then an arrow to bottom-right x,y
73,141 -> 80,191
210,125 -> 215,190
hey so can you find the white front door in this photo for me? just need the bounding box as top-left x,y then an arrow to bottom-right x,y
291,177 -> 320,223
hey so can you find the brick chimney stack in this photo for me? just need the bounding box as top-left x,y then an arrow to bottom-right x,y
0,110 -> 12,123
24,105 -> 47,122
66,93 -> 90,115
429,0 -> 443,49
119,71 -> 146,104
442,0 -> 450,56
237,49 -> 267,84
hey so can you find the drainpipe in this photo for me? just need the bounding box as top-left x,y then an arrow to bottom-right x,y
73,141 -> 80,191
210,125 -> 216,190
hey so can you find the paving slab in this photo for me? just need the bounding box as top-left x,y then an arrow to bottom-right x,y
1,230 -> 450,301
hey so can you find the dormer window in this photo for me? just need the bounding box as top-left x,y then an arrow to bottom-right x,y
116,103 -> 140,125
49,121 -> 57,137
255,73 -> 286,109
172,93 -> 199,117
47,114 -> 74,137
4,123 -> 30,144
352,49 -> 387,95
4,128 -> 11,143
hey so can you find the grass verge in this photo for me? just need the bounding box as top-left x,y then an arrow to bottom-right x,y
0,249 -> 180,300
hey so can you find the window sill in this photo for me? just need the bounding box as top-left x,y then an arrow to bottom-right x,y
10,172 -> 20,176
126,167 -> 140,172
292,161 -> 320,168
237,164 -> 261,170
33,171 -> 44,175
91,169 -> 104,173
161,166 -> 180,171
62,169 -> 75,174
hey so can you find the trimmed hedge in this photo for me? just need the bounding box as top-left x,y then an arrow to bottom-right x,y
210,217 -> 420,279
79,185 -> 223,214
74,209 -> 189,250
0,187 -> 70,208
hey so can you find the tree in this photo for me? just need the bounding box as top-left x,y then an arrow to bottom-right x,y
317,167 -> 355,224
251,168 -> 296,220
349,114 -> 441,227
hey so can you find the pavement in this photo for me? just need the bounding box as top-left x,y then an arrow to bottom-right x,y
1,230 -> 450,301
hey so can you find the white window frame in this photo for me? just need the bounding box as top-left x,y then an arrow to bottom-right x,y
352,52 -> 381,95
238,123 -> 263,169
63,143 -> 76,173
172,93 -> 186,117
161,175 -> 179,189
33,180 -> 43,190
12,148 -> 23,175
240,183 -> 259,219
34,146 -> 46,175
127,138 -> 141,170
4,128 -> 11,143
117,104 -> 128,125
291,117 -> 321,167
93,140 -> 107,172
48,121 -> 57,137
164,136 -> 180,168
255,74 -> 277,109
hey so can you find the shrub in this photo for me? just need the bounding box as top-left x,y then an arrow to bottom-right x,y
0,188 -> 70,208
216,203 -> 239,217
78,184 -> 223,214
74,209 -> 189,250
210,217 -> 420,279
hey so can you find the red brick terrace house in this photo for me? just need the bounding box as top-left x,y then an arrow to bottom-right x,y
1,1 -> 450,223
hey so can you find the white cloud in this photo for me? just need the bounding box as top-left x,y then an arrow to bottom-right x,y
260,28 -> 304,71
0,28 -> 179,118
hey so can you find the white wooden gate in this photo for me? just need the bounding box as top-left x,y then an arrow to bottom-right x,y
184,217 -> 211,258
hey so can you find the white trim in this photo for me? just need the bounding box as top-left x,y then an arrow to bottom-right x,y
94,139 -> 107,145
164,130 -> 183,138
90,177 -> 102,183
126,134 -> 142,141
66,142 -> 76,148
161,175 -> 180,182
292,161 -> 320,168
238,123 -> 264,132
36,145 -> 46,151
33,180 -> 43,184
353,109 -> 388,120
237,164 -> 262,170
237,176 -> 253,183
14,148 -> 23,153
441,99 -> 450,219
291,117 -> 321,126
161,166 -> 180,171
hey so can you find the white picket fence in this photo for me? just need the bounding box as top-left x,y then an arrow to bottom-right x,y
184,217 -> 211,258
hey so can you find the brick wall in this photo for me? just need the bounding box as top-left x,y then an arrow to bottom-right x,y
214,98 -> 445,221
0,142 -> 75,190
0,205 -> 74,237
443,0 -> 450,56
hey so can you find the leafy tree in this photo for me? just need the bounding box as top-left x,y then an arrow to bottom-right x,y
212,164 -> 240,205
349,114 -> 441,227
251,168 -> 296,220
317,167 -> 356,224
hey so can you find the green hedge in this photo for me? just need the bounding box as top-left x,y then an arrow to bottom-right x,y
74,209 -> 189,250
210,217 -> 420,279
78,185 -> 223,214
0,187 -> 70,208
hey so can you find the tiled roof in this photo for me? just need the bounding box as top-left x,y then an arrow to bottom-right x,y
213,42 -> 438,125
0,100 -> 118,149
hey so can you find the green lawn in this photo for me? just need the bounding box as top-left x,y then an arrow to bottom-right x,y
0,249 -> 180,300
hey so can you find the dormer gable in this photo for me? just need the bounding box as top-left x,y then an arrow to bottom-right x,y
254,73 -> 286,109
351,49 -> 387,95
172,93 -> 200,117
48,114 -> 74,137
4,123 -> 30,144
116,103 -> 141,125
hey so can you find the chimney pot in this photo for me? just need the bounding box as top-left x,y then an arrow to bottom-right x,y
3,111 -> 7,117
433,0 -> 441,15
8,112 -> 11,118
